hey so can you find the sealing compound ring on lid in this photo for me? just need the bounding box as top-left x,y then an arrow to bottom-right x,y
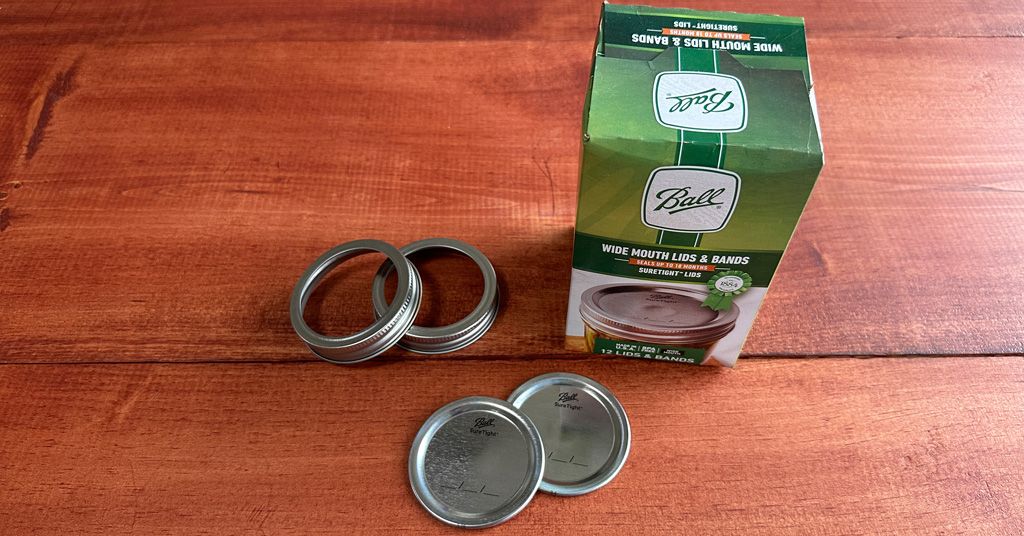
290,239 -> 422,363
371,238 -> 500,354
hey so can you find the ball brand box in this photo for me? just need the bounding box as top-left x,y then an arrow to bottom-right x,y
565,3 -> 824,367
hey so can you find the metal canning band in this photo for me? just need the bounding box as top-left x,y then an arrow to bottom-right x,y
289,239 -> 422,363
371,238 -> 499,354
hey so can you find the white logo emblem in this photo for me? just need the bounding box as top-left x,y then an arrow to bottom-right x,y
653,72 -> 747,132
714,275 -> 746,292
642,166 -> 741,233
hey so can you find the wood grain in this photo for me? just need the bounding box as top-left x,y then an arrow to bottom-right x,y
2,37 -> 1024,362
0,40 -> 587,363
1,357 -> 1022,535
747,37 -> 1024,356
1,0 -> 1021,44
2,2 -> 1023,535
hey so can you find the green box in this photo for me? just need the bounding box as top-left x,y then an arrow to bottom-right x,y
565,3 -> 824,367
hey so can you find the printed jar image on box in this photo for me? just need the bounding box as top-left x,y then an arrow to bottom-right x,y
565,4 -> 824,367
580,284 -> 739,360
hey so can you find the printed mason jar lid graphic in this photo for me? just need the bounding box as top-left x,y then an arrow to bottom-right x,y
580,284 -> 739,344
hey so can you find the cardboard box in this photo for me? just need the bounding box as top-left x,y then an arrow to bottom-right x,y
565,3 -> 824,367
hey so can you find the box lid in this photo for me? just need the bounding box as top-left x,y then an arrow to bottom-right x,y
584,3 -> 823,162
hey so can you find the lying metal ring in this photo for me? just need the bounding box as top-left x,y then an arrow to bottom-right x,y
290,239 -> 422,363
371,238 -> 499,354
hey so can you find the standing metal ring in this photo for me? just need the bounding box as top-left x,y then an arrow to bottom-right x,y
371,238 -> 499,354
290,239 -> 422,363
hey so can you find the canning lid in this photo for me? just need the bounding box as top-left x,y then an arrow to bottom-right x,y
507,373 -> 630,496
371,238 -> 499,354
580,284 -> 739,344
409,396 -> 544,528
289,239 -> 422,363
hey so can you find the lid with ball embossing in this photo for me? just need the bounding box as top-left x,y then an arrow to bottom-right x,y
408,396 -> 544,528
507,373 -> 630,496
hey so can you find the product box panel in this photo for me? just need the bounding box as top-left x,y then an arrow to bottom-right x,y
566,3 -> 824,367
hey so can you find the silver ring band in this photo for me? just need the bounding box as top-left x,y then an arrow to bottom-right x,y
290,239 -> 422,363
371,238 -> 499,354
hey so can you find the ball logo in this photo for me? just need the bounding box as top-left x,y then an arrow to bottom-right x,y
473,417 -> 495,429
642,167 -> 741,233
653,72 -> 747,132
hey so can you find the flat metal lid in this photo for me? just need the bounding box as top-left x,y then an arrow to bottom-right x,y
580,284 -> 738,342
409,396 -> 544,528
507,373 -> 630,496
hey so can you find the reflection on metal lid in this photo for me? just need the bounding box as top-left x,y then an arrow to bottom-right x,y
409,396 -> 544,528
508,373 -> 630,496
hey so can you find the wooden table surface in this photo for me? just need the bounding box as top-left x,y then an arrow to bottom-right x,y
2,1 -> 1023,534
